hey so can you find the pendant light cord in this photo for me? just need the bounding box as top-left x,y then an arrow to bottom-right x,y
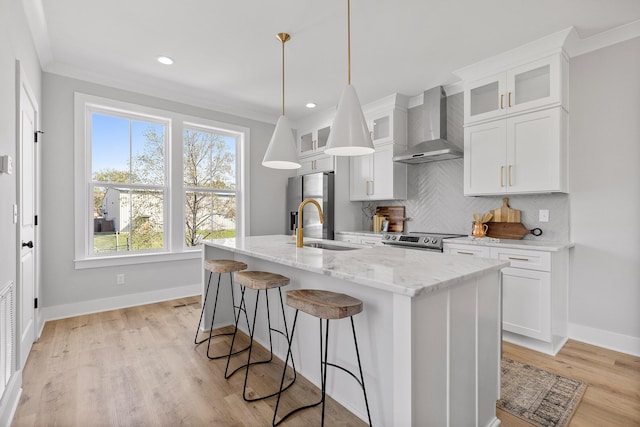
276,33 -> 290,116
347,0 -> 351,85
282,37 -> 286,116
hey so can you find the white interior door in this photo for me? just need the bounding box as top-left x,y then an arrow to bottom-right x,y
18,66 -> 38,369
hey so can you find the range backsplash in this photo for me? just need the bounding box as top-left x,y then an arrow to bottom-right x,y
361,92 -> 570,242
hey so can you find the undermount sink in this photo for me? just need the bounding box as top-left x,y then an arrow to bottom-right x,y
303,242 -> 361,251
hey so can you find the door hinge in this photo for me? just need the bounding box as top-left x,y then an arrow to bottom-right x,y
34,298 -> 38,309
34,215 -> 38,226
34,130 -> 44,142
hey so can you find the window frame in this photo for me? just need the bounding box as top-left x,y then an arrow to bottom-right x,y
88,106 -> 170,256
74,93 -> 250,269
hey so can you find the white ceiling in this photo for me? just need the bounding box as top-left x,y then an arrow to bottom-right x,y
23,0 -> 640,123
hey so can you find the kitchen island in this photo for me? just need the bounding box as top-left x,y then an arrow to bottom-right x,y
201,235 -> 509,427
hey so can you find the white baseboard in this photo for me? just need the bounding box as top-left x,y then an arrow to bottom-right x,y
569,323 -> 640,357
0,371 -> 22,427
41,283 -> 200,322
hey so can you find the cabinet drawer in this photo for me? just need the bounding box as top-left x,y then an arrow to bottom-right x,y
491,247 -> 550,271
335,234 -> 357,244
444,244 -> 491,258
360,237 -> 383,246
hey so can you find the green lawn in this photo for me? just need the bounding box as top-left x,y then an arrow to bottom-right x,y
95,229 -> 236,252
94,233 -> 130,252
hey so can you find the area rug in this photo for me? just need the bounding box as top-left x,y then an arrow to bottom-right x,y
498,358 -> 587,427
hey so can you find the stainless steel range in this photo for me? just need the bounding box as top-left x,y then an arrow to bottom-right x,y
382,232 -> 465,252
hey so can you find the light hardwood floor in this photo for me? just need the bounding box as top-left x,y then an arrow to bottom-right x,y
11,296 -> 640,426
499,340 -> 640,426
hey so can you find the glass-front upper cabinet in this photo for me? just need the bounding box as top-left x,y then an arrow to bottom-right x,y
298,124 -> 331,155
464,53 -> 567,124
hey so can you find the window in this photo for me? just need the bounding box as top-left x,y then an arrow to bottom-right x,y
91,111 -> 168,254
74,93 -> 249,268
183,124 -> 238,247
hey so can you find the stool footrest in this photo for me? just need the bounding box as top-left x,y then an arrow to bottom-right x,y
208,343 -> 250,360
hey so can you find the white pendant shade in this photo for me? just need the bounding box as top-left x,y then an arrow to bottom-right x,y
262,115 -> 301,169
325,84 -> 374,156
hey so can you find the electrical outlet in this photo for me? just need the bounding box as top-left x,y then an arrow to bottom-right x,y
539,209 -> 550,222
116,274 -> 125,285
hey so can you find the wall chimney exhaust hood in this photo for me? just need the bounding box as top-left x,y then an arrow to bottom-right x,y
393,86 -> 463,164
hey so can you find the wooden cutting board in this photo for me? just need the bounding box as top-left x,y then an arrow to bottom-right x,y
490,198 -> 521,223
486,222 -> 542,240
376,206 -> 406,232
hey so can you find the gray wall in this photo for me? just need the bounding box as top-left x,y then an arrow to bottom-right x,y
373,92 -> 570,241
40,73 -> 287,310
568,37 -> 640,342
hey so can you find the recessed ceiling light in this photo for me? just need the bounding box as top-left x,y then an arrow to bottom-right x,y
157,56 -> 174,65
306,103 -> 317,109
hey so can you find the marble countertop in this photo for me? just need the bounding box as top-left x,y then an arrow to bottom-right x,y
202,235 -> 508,297
443,236 -> 574,252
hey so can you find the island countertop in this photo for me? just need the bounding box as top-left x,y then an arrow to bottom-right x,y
202,235 -> 508,297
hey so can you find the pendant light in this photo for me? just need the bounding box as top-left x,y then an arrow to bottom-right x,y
262,33 -> 301,169
324,0 -> 374,156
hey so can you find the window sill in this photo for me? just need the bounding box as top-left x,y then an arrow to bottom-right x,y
74,248 -> 202,270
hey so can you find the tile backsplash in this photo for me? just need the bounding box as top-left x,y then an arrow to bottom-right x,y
362,92 -> 570,242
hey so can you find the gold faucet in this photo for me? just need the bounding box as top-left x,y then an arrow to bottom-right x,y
296,198 -> 324,248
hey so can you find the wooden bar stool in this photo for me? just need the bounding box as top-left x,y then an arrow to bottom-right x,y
194,259 -> 250,360
273,289 -> 372,427
225,271 -> 297,402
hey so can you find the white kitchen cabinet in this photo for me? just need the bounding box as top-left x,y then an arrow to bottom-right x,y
335,232 -> 383,246
334,234 -> 357,244
298,152 -> 335,175
443,240 -> 569,355
349,143 -> 407,201
501,267 -> 551,342
464,53 -> 568,125
298,123 -> 331,156
363,93 -> 408,145
464,106 -> 567,195
493,247 -> 554,343
443,243 -> 491,258
348,94 -> 408,201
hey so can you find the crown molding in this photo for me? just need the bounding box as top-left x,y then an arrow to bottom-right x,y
565,19 -> 640,57
44,62 -> 278,124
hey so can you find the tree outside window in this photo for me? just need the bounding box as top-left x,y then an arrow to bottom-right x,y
183,127 -> 237,247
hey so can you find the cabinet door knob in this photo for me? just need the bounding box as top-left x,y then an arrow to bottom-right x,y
508,92 -> 512,108
500,94 -> 504,109
500,166 -> 505,187
508,165 -> 513,186
457,251 -> 474,255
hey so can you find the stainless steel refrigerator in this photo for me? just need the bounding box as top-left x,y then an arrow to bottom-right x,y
286,172 -> 334,240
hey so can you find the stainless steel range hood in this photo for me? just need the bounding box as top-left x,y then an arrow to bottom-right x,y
393,86 -> 463,164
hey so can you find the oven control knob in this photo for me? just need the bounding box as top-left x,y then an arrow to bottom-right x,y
384,235 -> 390,240
391,236 -> 397,240
423,237 -> 429,244
431,238 -> 438,244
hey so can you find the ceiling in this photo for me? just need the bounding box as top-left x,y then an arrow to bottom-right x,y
23,0 -> 640,123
